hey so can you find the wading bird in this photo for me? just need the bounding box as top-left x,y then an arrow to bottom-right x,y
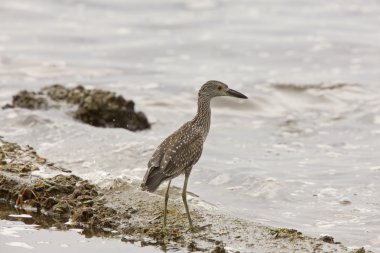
141,80 -> 247,231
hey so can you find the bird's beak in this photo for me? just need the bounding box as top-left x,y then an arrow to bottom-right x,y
226,88 -> 248,99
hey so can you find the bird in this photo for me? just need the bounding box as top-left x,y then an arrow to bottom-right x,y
141,80 -> 247,231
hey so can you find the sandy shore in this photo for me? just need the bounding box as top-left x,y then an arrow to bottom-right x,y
0,138 -> 370,253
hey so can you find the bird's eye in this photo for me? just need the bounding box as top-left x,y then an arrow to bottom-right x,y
218,86 -> 222,90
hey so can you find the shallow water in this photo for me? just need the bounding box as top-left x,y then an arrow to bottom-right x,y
0,219 -> 161,253
0,204 -> 161,253
1,0 -> 380,251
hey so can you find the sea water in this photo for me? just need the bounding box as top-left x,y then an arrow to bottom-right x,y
1,0 -> 380,251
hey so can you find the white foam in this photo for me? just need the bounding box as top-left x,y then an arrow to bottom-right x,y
209,174 -> 231,186
5,242 -> 34,249
8,214 -> 32,218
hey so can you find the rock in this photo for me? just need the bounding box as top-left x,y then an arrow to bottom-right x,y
187,241 -> 204,252
339,197 -> 352,205
319,235 -> 335,243
10,90 -> 49,110
72,207 -> 94,222
3,84 -> 151,132
52,201 -> 71,215
73,89 -> 150,131
43,197 -> 58,210
270,228 -> 303,241
211,241 -> 226,253
1,104 -> 13,109
351,247 -> 367,253
66,85 -> 87,104
42,84 -> 69,101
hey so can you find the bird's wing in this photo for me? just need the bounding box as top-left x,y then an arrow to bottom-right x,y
161,133 -> 204,177
147,121 -> 193,169
147,130 -> 180,169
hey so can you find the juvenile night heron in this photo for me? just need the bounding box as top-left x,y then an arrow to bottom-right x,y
141,80 -> 247,231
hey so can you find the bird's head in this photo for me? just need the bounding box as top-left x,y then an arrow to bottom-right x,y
199,80 -> 248,99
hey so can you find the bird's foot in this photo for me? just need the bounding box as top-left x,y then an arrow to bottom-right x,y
160,224 -> 175,235
159,226 -> 168,234
186,225 -> 205,233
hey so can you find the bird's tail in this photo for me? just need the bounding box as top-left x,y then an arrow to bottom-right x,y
141,167 -> 168,192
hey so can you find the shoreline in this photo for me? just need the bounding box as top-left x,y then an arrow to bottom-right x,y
0,138 -> 370,253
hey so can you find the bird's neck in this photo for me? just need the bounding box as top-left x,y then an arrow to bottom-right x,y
193,95 -> 211,138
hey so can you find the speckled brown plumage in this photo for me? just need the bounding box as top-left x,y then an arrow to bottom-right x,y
142,95 -> 210,191
141,80 -> 247,230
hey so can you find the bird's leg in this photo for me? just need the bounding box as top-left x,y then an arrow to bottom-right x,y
163,180 -> 171,229
182,171 -> 194,231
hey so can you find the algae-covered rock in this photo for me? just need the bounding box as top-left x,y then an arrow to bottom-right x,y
42,84 -> 69,101
9,90 -> 49,110
43,197 -> 58,210
0,139 -> 103,218
211,241 -> 226,253
319,235 -> 335,244
66,85 -> 88,104
350,248 -> 367,253
74,91 -> 150,130
0,174 -> 20,201
72,207 -> 94,222
271,228 -> 303,241
52,201 -> 71,215
68,85 -> 150,131
3,84 -> 150,132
